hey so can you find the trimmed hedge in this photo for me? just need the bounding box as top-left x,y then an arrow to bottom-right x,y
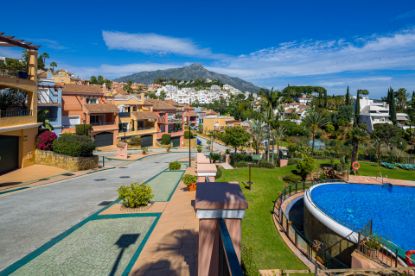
52,133 -> 95,157
169,161 -> 181,170
234,160 -> 275,169
161,134 -> 171,145
118,183 -> 154,208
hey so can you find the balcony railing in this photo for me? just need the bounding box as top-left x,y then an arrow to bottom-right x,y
119,112 -> 130,118
0,69 -> 28,79
0,108 -> 32,118
91,121 -> 115,126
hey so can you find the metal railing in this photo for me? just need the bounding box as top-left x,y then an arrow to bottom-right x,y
91,121 -> 115,126
218,219 -> 243,276
118,112 -> 130,118
0,108 -> 32,118
0,68 -> 28,79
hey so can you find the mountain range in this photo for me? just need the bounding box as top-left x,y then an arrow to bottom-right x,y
114,64 -> 261,93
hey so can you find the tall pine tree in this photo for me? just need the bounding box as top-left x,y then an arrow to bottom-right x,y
345,86 -> 351,105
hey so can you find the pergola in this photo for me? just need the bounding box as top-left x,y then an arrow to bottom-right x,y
0,32 -> 39,50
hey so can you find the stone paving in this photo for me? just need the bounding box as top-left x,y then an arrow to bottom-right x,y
146,170 -> 185,201
0,165 -> 68,188
6,215 -> 157,275
0,152 -> 189,271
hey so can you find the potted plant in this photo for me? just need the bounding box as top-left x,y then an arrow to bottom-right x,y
182,174 -> 197,191
142,147 -> 148,155
197,145 -> 202,153
364,236 -> 381,258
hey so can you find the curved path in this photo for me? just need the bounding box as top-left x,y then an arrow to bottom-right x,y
0,152 -> 188,270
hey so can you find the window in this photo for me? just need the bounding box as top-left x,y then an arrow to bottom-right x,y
86,97 -> 98,104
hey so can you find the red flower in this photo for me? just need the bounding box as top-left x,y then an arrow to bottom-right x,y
36,131 -> 57,151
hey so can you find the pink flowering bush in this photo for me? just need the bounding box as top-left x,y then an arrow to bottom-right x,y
36,130 -> 57,151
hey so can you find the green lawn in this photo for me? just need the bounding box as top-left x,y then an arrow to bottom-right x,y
217,165 -> 307,275
358,161 -> 415,181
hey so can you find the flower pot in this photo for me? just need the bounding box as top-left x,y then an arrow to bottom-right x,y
187,183 -> 197,191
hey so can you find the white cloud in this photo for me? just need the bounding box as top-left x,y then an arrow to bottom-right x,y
63,62 -> 181,79
102,31 -> 225,59
209,28 -> 415,81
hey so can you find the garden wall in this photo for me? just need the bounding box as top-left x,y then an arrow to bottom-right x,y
35,149 -> 98,171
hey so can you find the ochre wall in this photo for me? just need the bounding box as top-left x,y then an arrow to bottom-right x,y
35,149 -> 98,171
2,127 -> 37,168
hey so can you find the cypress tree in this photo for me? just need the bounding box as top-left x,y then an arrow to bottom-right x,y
354,90 -> 360,126
345,86 -> 351,105
389,87 -> 397,125
411,91 -> 415,109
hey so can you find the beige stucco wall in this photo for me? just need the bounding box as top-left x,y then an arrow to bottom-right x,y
35,149 -> 98,171
2,128 -> 37,168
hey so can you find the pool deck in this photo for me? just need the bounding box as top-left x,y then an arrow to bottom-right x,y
347,175 -> 415,186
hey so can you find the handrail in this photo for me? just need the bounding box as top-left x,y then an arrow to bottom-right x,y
219,219 -> 243,276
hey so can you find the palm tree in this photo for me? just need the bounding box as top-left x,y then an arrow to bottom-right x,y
303,110 -> 328,154
349,125 -> 369,171
49,61 -> 58,72
272,125 -> 286,162
260,89 -> 282,161
250,119 -> 264,154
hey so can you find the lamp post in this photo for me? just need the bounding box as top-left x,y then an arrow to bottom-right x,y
188,99 -> 192,167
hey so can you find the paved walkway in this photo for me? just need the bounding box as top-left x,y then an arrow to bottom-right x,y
132,165 -> 198,276
0,152 -> 189,270
347,175 -> 415,186
0,165 -> 68,188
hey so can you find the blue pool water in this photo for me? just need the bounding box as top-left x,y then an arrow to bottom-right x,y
310,183 -> 415,252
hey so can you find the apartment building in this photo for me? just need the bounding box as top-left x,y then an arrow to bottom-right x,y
109,93 -> 159,147
146,99 -> 184,147
359,96 -> 391,132
0,34 -> 40,174
37,71 -> 63,134
62,84 -> 119,147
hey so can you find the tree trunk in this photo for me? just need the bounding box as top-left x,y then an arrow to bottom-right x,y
267,123 -> 270,162
350,138 -> 359,171
234,147 -> 237,155
311,132 -> 315,155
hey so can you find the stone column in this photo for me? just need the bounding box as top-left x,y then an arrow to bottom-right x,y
195,182 -> 248,276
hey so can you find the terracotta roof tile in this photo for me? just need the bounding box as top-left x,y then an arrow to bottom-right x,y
84,104 -> 119,114
145,99 -> 176,111
132,111 -> 159,120
63,84 -> 104,95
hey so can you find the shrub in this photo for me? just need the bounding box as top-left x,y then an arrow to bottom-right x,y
257,160 -> 275,168
118,183 -> 153,208
182,174 -> 197,186
161,134 -> 171,145
142,147 -> 148,154
225,149 -> 230,155
169,161 -> 181,170
230,153 -> 252,165
216,166 -> 223,179
282,174 -> 302,184
234,161 -> 248,168
197,145 -> 202,153
36,130 -> 57,151
209,152 -> 221,163
166,145 -> 171,152
75,124 -> 92,136
296,154 -> 315,181
184,130 -> 194,139
128,136 -> 141,146
52,134 -> 95,157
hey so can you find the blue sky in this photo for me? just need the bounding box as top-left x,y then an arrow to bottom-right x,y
2,0 -> 415,97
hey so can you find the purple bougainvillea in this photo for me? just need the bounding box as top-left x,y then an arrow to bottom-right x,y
36,130 -> 57,151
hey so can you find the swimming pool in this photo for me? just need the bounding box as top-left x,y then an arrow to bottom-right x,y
306,183 -> 415,252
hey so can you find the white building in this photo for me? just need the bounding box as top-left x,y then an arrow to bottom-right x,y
359,97 -> 391,132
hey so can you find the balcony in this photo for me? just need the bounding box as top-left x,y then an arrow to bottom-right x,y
119,112 -> 131,118
0,108 -> 32,118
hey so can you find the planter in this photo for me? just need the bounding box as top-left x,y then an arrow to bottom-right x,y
187,183 -> 197,191
34,149 -> 98,171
